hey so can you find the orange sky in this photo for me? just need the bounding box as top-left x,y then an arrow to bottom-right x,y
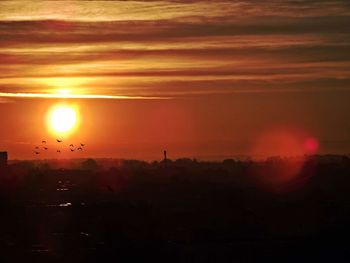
0,1 -> 349,160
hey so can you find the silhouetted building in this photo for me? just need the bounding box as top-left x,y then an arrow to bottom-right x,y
164,150 -> 167,161
0,152 -> 8,168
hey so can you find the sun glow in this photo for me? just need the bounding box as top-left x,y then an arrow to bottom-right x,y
47,105 -> 79,135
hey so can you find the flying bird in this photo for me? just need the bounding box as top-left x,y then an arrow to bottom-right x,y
57,150 -> 61,153
35,146 -> 39,149
42,140 -> 46,144
44,147 -> 48,150
70,149 -> 75,152
56,139 -> 62,143
35,151 -> 40,155
77,147 -> 82,151
69,144 -> 74,147
80,143 -> 85,147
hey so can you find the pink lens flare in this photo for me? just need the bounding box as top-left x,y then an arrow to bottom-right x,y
304,138 -> 319,154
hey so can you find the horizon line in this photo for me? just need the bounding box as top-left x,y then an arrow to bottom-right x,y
7,153 -> 350,163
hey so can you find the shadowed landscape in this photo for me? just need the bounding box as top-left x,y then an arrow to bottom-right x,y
0,155 -> 350,262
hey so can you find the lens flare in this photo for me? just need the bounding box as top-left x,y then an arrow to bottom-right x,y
250,127 -> 319,192
304,137 -> 319,154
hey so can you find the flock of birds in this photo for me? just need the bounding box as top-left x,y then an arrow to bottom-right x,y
34,139 -> 86,155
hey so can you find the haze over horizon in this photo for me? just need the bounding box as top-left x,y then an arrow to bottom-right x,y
0,0 -> 350,160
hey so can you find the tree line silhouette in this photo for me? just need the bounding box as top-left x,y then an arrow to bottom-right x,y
0,155 -> 349,262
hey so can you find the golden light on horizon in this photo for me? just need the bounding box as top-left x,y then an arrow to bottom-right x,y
47,104 -> 79,136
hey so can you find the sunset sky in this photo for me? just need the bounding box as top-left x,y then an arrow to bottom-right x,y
0,0 -> 349,160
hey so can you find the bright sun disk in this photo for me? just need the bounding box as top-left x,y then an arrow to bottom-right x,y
49,106 -> 77,133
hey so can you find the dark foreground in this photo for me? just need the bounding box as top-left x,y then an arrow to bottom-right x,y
0,155 -> 350,262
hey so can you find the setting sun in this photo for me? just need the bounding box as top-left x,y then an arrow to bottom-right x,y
48,105 -> 78,135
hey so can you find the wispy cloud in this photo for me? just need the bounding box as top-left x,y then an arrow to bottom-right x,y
0,92 -> 169,100
1,1 -> 350,22
0,0 -> 349,98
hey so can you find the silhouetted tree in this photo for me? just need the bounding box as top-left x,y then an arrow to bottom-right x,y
81,158 -> 98,171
